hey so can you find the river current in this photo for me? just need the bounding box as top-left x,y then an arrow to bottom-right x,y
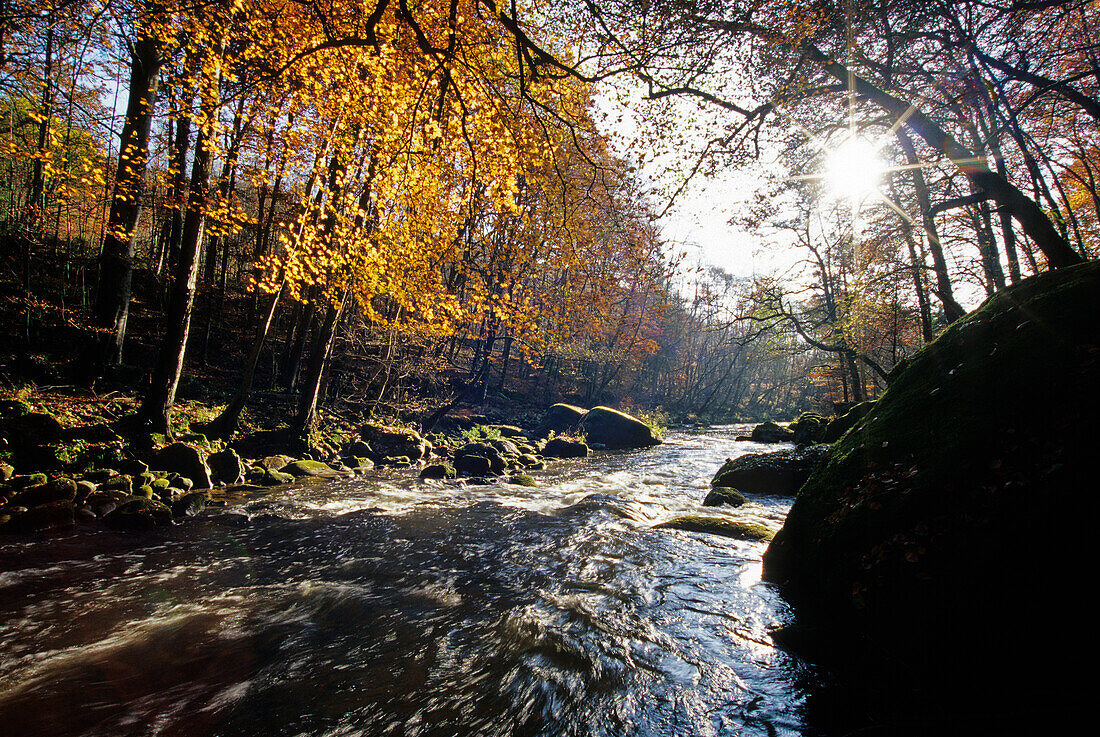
0,426 -> 819,736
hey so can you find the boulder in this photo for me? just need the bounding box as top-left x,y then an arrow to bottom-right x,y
256,454 -> 295,471
11,477 -> 77,508
711,446 -> 829,495
748,421 -> 794,443
454,442 -> 506,474
534,403 -> 587,437
152,443 -> 213,489
788,412 -> 829,445
171,491 -> 209,518
578,406 -> 661,449
702,487 -> 747,507
207,448 -> 245,485
420,463 -> 457,480
821,400 -> 876,443
763,261 -> 1100,731
453,454 -> 492,477
541,437 -> 589,458
359,424 -> 431,461
259,468 -> 295,486
284,459 -> 339,477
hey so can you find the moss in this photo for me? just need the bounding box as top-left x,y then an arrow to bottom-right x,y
702,487 -> 748,507
655,516 -> 773,541
763,260 -> 1100,688
507,474 -> 538,487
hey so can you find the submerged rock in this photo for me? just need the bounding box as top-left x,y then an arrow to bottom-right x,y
763,260 -> 1100,725
654,516 -> 773,541
578,406 -> 662,449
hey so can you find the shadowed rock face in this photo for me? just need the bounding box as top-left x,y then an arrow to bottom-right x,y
763,260 -> 1100,725
534,403 -> 587,438
578,407 -> 661,449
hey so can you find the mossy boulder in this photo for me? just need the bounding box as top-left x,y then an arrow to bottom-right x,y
821,400 -> 876,443
152,443 -> 212,489
453,454 -> 493,477
207,448 -> 245,485
654,516 -> 773,541
259,468 -> 295,486
359,423 -> 431,461
11,477 -> 77,508
748,421 -> 794,443
702,487 -> 748,507
284,459 -> 339,477
762,261 -> 1100,725
788,412 -> 828,445
420,463 -> 457,480
507,474 -> 538,487
711,446 -> 830,495
171,491 -> 209,518
578,406 -> 662,449
534,403 -> 587,438
541,437 -> 589,458
454,442 -> 506,474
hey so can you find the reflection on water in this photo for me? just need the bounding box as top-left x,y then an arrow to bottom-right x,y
0,427 -> 813,736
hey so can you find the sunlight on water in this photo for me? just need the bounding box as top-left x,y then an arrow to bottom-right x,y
0,426 -> 809,737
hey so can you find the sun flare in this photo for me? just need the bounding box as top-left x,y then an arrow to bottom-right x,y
825,137 -> 884,201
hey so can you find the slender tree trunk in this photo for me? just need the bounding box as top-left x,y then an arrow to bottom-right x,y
140,124 -> 212,434
294,291 -> 348,436
93,31 -> 161,367
896,130 -> 966,323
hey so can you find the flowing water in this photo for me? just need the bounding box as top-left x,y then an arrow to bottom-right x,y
0,426 -> 820,737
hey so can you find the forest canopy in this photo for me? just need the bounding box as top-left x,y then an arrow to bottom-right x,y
1,0 -> 1097,432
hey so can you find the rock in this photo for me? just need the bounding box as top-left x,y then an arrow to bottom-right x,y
534,403 -> 587,438
284,459 -> 339,477
11,477 -> 77,508
0,398 -> 32,419
487,438 -> 521,457
256,454 -> 295,471
343,440 -> 373,459
821,400 -> 876,443
359,423 -> 431,461
347,456 -> 374,471
259,468 -> 295,486
420,463 -> 457,480
577,406 -> 662,449
711,446 -> 829,495
4,411 -> 64,444
541,437 -> 589,458
654,516 -> 773,541
788,412 -> 829,445
702,487 -> 748,507
5,500 -> 75,533
487,424 -> 527,439
171,491 -> 209,518
748,421 -> 794,443
507,474 -> 537,487
75,480 -> 97,501
84,491 -> 129,517
118,458 -> 150,476
0,463 -> 13,481
8,473 -> 47,489
454,442 -> 506,474
104,497 -> 173,529
207,448 -> 245,485
453,454 -> 492,477
152,443 -> 213,489
762,261 -> 1100,727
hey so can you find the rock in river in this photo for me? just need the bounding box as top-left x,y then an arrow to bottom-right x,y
578,406 -> 662,449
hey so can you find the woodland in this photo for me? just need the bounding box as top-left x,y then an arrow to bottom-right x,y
1,0 -> 1097,436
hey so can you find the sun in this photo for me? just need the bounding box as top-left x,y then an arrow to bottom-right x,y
825,136 -> 885,201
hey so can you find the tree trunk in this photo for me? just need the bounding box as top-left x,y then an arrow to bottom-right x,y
808,46 -> 1083,269
93,31 -> 161,367
294,292 -> 348,436
140,124 -> 212,434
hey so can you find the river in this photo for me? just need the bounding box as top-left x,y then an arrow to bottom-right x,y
0,426 -> 820,736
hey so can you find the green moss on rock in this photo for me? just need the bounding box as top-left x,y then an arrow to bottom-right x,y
654,516 -> 773,541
